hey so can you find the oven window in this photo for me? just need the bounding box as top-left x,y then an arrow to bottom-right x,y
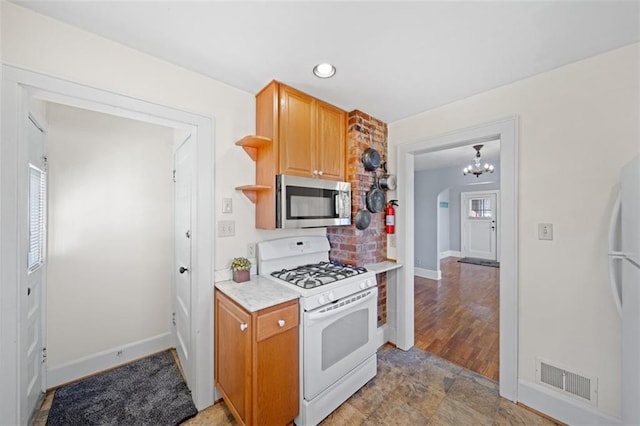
287,186 -> 336,219
321,308 -> 369,371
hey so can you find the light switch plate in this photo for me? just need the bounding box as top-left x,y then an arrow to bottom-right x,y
222,197 -> 232,213
217,220 -> 235,237
538,223 -> 553,240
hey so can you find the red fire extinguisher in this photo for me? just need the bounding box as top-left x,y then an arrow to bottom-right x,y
385,200 -> 398,234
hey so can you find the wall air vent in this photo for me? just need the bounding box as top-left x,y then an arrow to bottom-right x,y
536,358 -> 598,405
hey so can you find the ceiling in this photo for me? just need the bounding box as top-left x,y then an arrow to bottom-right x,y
414,139 -> 500,171
13,1 -> 639,125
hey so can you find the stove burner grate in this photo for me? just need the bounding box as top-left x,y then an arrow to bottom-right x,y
271,261 -> 368,289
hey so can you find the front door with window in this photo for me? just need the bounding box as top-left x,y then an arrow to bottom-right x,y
461,190 -> 499,261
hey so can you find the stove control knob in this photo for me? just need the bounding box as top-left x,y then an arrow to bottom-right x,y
328,291 -> 336,301
318,295 -> 327,305
360,282 -> 366,290
368,279 -> 375,288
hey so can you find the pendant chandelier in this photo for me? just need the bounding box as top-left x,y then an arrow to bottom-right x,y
463,144 -> 494,178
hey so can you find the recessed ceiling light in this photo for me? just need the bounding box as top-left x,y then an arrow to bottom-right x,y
313,63 -> 336,79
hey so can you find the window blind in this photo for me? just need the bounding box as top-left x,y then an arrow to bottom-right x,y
28,165 -> 46,272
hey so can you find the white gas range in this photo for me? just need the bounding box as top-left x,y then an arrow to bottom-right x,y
258,236 -> 378,426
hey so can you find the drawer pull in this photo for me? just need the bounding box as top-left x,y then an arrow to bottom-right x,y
278,319 -> 285,327
240,323 -> 248,332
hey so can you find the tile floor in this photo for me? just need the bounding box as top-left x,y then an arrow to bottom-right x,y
182,344 -> 558,426
36,344 -> 558,426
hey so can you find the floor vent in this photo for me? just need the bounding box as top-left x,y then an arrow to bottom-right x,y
536,358 -> 597,405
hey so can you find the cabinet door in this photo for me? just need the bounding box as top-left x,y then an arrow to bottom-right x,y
215,293 -> 252,424
279,85 -> 315,177
316,101 -> 346,181
256,316 -> 299,425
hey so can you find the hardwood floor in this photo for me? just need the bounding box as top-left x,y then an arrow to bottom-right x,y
414,256 -> 499,381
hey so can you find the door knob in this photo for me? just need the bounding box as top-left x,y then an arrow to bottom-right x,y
179,266 -> 189,274
278,319 -> 285,327
240,323 -> 248,332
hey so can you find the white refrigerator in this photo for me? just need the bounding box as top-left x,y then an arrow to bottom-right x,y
609,155 -> 640,425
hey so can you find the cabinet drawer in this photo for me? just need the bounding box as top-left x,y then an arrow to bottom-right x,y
256,303 -> 298,341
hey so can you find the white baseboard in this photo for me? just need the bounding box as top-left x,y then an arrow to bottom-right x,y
439,250 -> 461,259
414,267 -> 441,280
47,332 -> 173,388
518,380 -> 621,426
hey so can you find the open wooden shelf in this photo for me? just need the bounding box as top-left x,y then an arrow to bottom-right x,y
235,135 -> 271,161
235,184 -> 271,204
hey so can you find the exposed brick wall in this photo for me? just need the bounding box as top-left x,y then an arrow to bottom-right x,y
327,110 -> 388,327
376,273 -> 387,326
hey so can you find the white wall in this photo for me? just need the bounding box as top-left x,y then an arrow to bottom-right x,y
390,43 -> 640,417
0,2 -> 320,280
46,102 -> 173,367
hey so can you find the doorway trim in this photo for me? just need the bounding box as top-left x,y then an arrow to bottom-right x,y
1,65 -> 215,424
396,116 -> 519,401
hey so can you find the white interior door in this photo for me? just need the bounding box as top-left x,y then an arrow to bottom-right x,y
173,136 -> 193,386
20,111 -> 47,422
461,190 -> 498,260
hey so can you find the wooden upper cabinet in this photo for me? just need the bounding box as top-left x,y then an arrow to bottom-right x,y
278,85 -> 315,178
316,100 -> 346,181
245,81 -> 347,228
257,81 -> 346,181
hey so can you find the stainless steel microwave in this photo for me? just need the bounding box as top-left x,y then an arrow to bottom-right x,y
276,175 -> 351,229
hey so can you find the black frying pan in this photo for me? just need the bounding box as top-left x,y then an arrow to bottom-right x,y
362,148 -> 381,171
366,178 -> 385,213
355,194 -> 371,230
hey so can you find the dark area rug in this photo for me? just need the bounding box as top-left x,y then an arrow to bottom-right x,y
458,257 -> 500,268
46,351 -> 197,426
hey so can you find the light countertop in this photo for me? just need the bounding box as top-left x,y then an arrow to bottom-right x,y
364,261 -> 403,274
215,276 -> 300,313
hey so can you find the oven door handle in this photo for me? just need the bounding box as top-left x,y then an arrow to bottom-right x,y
307,289 -> 377,321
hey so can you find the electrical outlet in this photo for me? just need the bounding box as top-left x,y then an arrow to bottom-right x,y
247,243 -> 256,258
217,220 -> 235,237
538,223 -> 553,240
222,197 -> 232,213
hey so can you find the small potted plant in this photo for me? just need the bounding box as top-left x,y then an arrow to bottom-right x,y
230,257 -> 251,283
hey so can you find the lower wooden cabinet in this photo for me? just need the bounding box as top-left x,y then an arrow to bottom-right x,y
215,290 -> 299,425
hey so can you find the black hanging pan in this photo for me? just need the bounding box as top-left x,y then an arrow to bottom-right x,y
355,193 -> 371,230
362,147 -> 381,171
366,178 -> 385,213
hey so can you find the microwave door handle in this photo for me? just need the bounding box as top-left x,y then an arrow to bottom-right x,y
336,193 -> 349,218
344,193 -> 350,217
